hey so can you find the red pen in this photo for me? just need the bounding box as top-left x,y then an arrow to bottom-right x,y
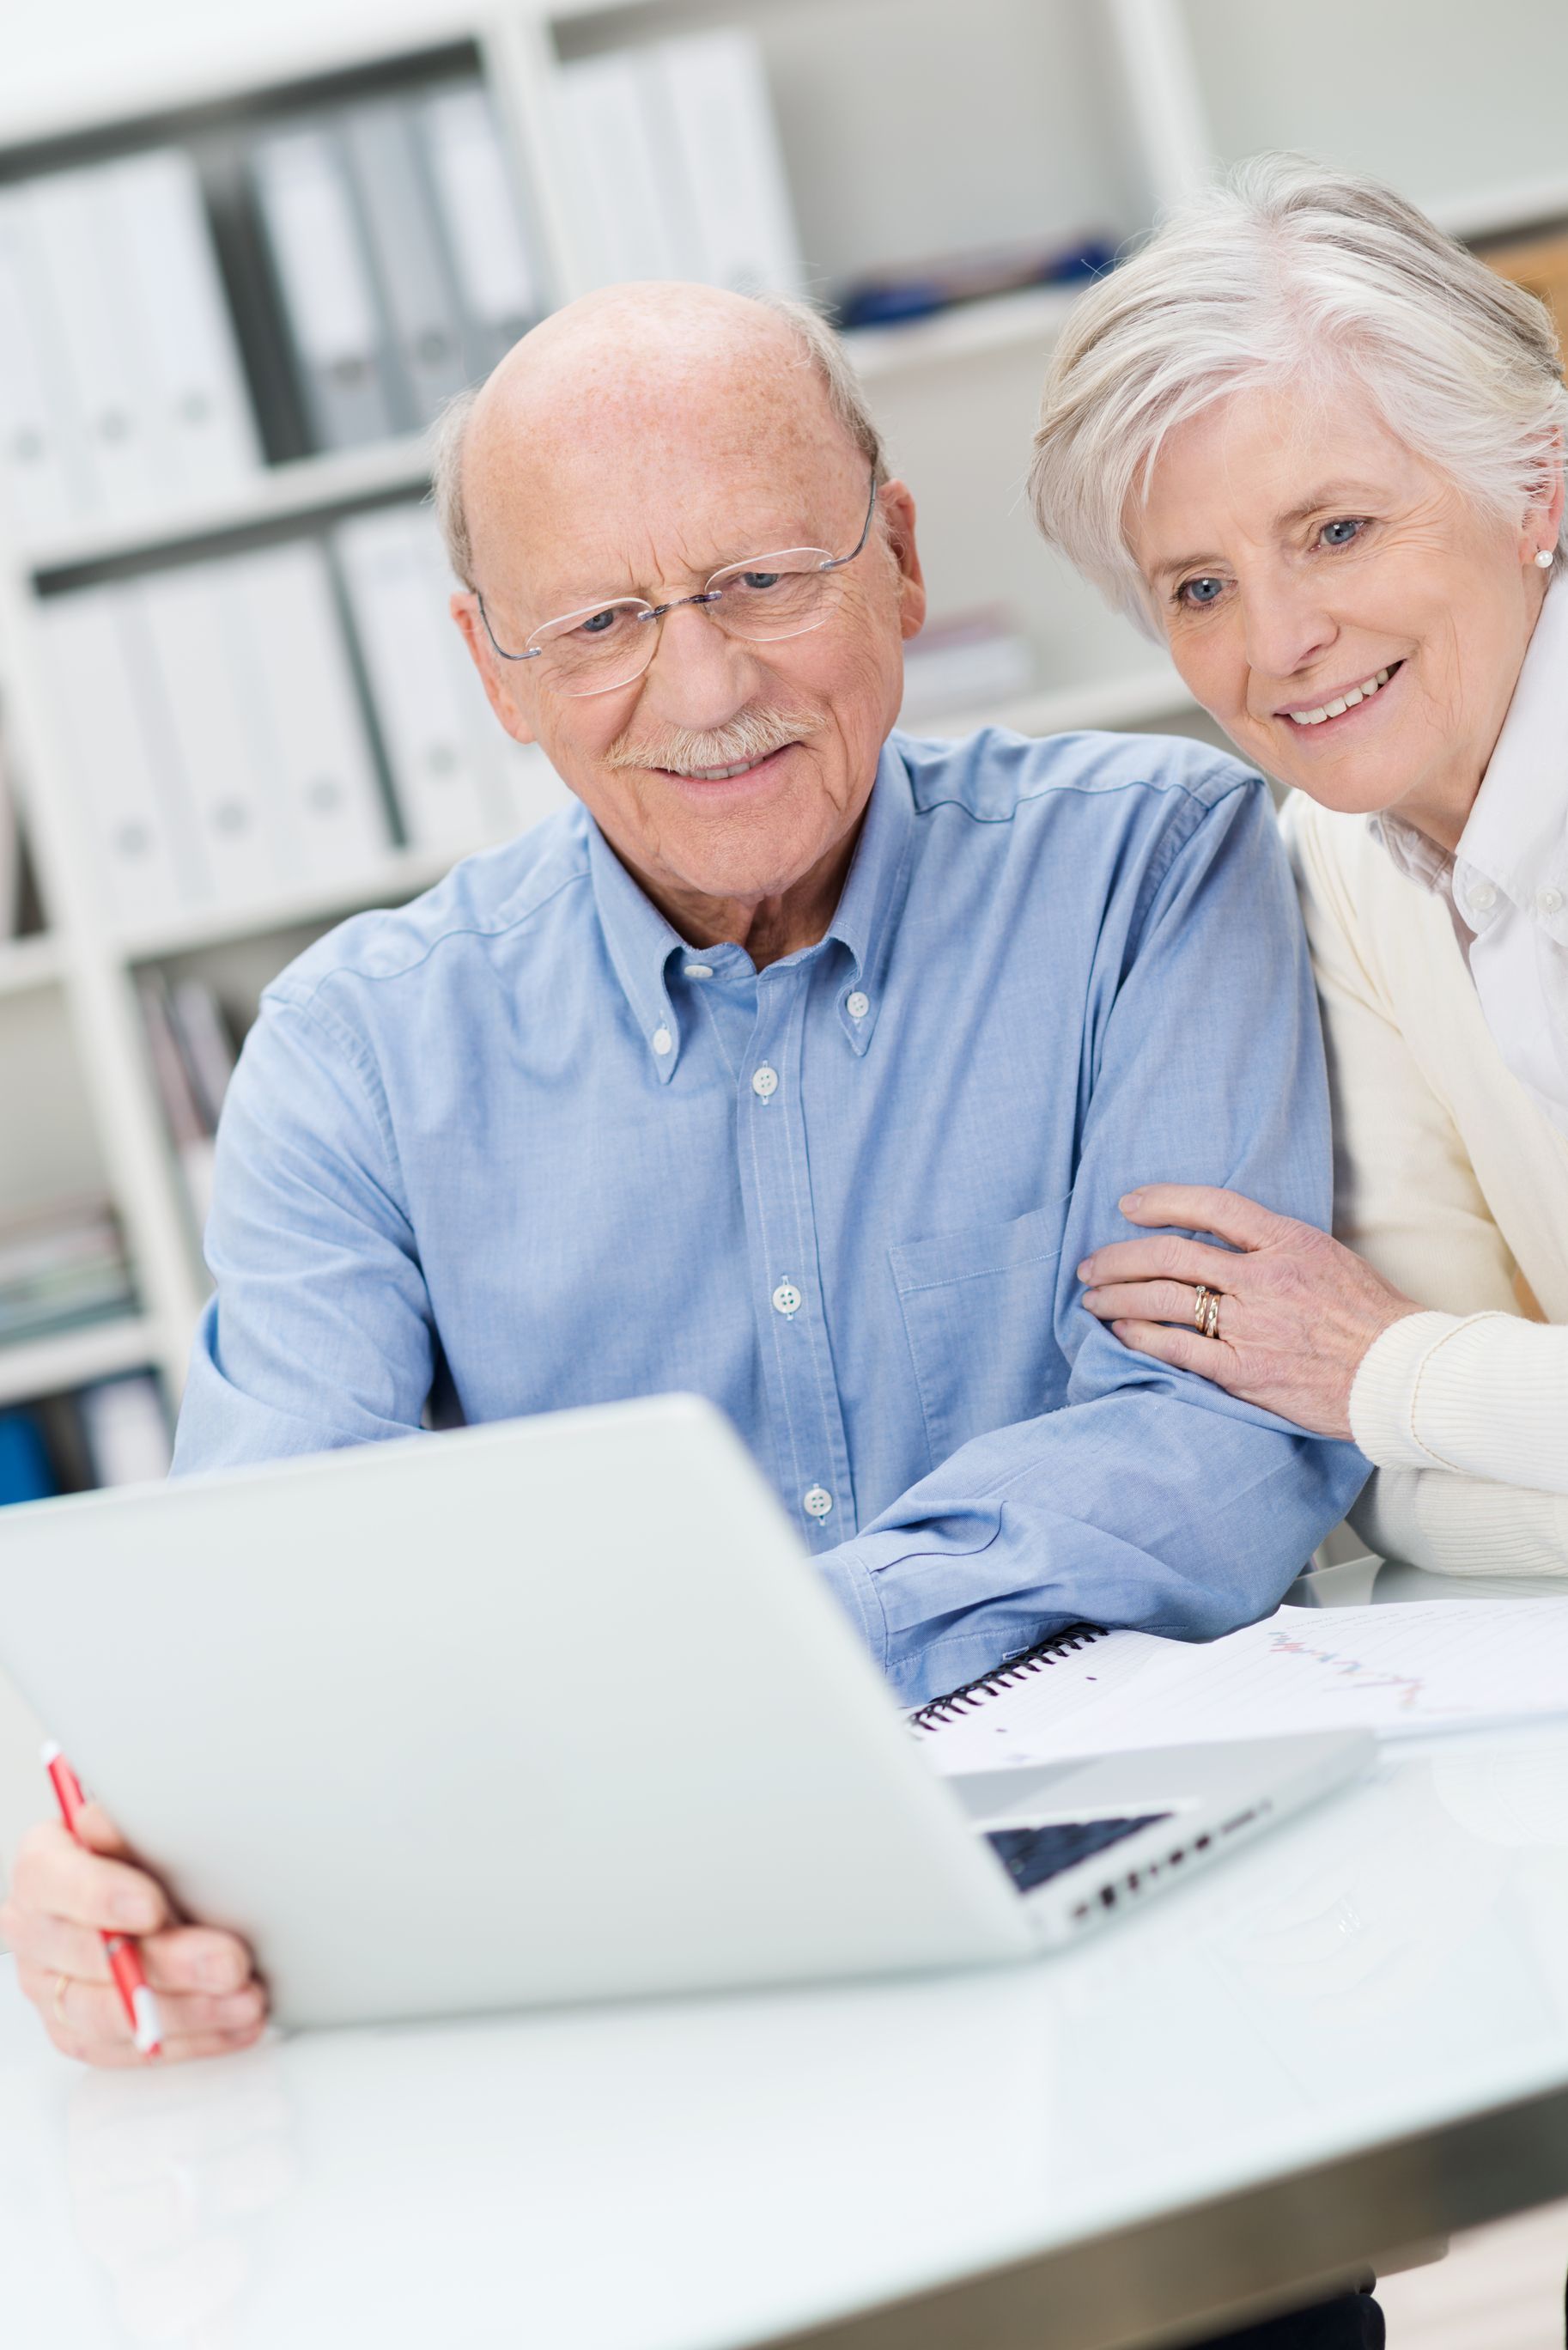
41,1743 -> 163,2059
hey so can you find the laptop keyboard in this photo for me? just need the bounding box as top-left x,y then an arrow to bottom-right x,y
986,1813 -> 1173,1894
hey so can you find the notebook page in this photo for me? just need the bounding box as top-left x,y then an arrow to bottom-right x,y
915,1601 -> 1568,1775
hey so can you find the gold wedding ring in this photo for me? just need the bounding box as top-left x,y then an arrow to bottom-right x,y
1193,1283 -> 1222,1341
52,1970 -> 70,2030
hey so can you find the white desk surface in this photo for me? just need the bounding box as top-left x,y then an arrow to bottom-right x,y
2,1567 -> 1565,2350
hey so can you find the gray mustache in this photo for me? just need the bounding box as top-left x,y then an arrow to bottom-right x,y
606,707 -> 820,774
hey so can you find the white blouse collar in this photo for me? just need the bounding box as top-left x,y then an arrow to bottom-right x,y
1371,573 -> 1568,943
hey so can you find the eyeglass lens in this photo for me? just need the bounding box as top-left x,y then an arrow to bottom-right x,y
532,551 -> 839,697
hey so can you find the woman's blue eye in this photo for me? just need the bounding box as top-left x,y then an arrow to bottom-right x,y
739,570 -> 782,591
1180,575 -> 1225,606
580,608 -> 620,636
1322,518 -> 1364,547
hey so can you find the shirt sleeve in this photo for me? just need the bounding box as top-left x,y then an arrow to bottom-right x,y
1283,791 -> 1522,1313
1285,796 -> 1567,1577
815,777 -> 1370,1707
172,986 -> 436,1473
1340,1311 -> 1568,1573
1349,1460 -> 1568,1578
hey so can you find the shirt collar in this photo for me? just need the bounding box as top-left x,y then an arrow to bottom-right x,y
586,738 -> 918,1079
1370,808 -> 1450,893
1451,571 -> 1568,921
586,824 -> 690,1083
1371,575 -> 1568,928
816,736 -> 917,1056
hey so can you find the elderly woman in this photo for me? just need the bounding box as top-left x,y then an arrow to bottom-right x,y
1031,154 -> 1568,1580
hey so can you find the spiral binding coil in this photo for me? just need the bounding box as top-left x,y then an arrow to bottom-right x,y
908,1622 -> 1109,1734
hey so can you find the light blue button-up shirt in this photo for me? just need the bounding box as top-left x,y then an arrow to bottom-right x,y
175,728 -> 1366,1705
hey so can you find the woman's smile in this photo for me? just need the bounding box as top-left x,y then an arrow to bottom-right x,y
1276,660 -> 1402,731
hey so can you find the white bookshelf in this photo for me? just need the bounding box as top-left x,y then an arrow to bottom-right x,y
0,935 -> 63,1002
113,844 -> 465,963
0,1318 -> 167,1414
26,432 -> 440,578
0,0 -> 1561,1436
20,286 -> 1080,581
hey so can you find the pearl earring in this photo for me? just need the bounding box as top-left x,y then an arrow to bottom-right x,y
1536,549 -> 1555,569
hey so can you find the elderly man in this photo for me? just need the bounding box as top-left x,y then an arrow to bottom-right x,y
3,285 -> 1364,2080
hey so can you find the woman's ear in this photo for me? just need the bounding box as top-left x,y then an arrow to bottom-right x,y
1522,429 -> 1565,564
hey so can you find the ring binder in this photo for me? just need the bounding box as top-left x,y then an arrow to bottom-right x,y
909,1623 -> 1109,1733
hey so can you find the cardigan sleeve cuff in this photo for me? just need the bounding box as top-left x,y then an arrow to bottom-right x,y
1349,1310 -> 1475,1469
1348,1309 -> 1522,1472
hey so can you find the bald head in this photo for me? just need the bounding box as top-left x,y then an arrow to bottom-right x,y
486,280 -> 804,422
432,284 -> 883,593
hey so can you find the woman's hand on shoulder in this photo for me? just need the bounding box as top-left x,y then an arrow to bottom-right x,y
1076,1183 -> 1418,1440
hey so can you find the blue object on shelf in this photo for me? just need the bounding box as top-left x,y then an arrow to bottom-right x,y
836,236 -> 1120,332
0,1410 -> 57,1507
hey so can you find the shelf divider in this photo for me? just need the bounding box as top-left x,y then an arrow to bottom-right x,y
28,433 -> 437,583
0,1316 -> 163,1413
0,936 -> 64,1002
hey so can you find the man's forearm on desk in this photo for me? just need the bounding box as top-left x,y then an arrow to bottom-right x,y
817,1395 -> 1365,1707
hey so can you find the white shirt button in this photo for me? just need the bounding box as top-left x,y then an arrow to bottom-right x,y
846,990 -> 870,1020
651,1026 -> 672,1056
1538,886 -> 1564,917
684,963 -> 714,979
1468,881 -> 1498,914
771,1281 -> 803,1318
803,1484 -> 834,1520
751,1064 -> 779,1099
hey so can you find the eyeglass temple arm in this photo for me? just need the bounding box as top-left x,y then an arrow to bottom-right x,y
821,468 -> 880,572
475,591 -> 543,663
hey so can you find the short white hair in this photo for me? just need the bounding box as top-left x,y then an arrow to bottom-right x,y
430,292 -> 886,593
1029,152 -> 1568,635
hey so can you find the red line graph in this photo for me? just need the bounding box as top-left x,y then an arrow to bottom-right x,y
1261,1624 -> 1446,1712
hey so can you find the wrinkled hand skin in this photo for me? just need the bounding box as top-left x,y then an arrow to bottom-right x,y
1077,1183 -> 1418,1441
0,1801 -> 268,2067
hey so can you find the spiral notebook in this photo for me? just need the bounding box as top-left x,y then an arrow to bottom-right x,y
911,1601 -> 1568,1777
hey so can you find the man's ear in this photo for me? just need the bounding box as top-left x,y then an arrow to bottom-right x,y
879,479 -> 927,642
450,593 -> 539,746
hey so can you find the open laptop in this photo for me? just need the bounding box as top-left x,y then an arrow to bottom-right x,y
0,1395 -> 1369,2027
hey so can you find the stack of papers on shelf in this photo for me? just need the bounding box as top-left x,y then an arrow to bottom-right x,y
137,971 -> 238,1238
915,1602 -> 1568,1775
0,1197 -> 135,1348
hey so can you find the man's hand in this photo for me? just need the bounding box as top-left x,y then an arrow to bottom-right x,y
1,1805 -> 267,2067
1077,1184 -> 1418,1440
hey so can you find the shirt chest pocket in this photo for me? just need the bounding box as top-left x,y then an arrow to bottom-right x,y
890,1198 -> 1070,1472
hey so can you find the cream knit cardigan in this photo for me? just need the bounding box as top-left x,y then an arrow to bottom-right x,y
1283,792 -> 1568,1572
